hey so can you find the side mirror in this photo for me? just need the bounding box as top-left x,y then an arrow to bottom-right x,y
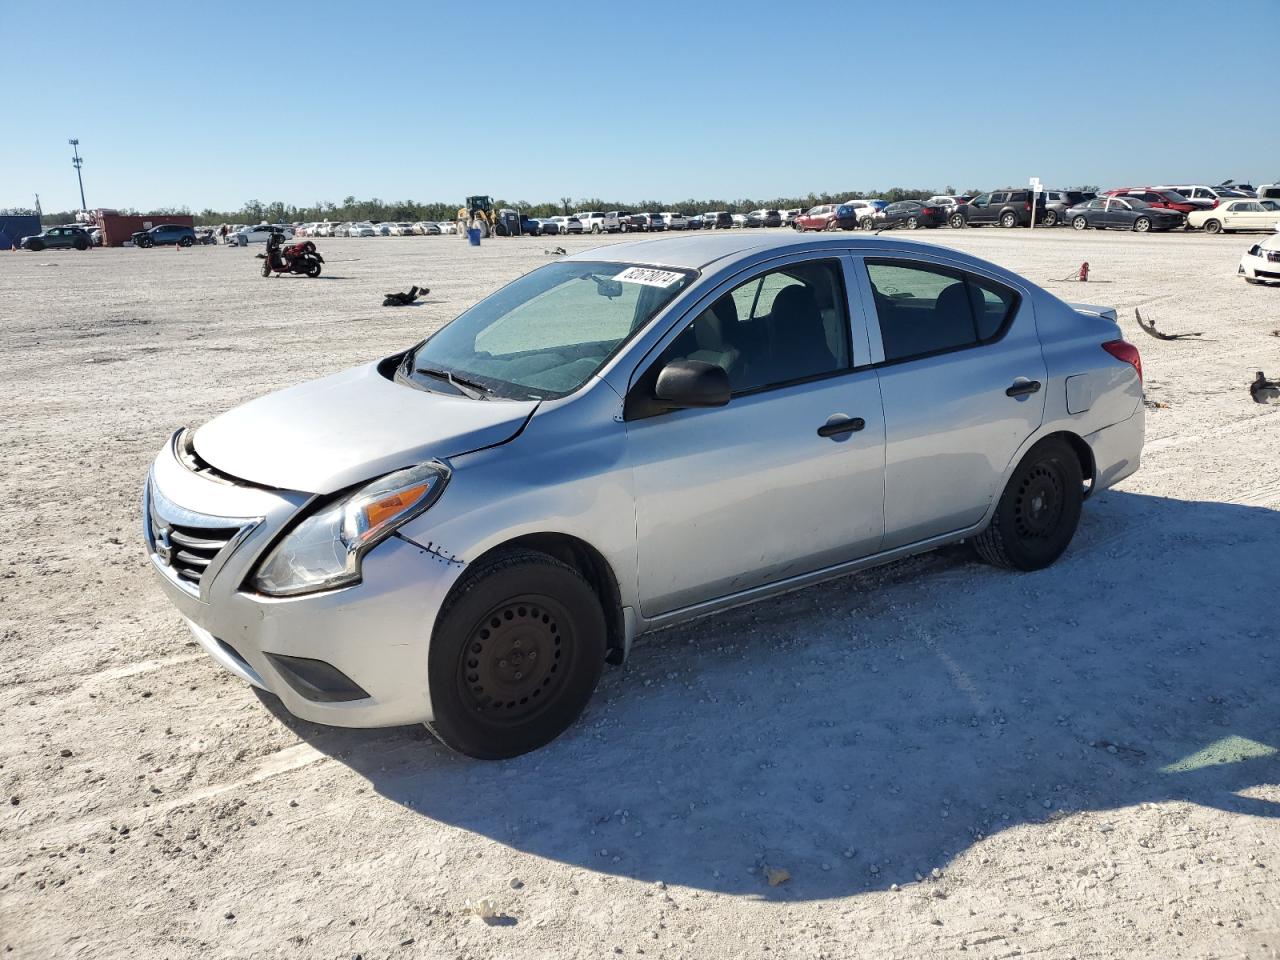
654,360 -> 730,409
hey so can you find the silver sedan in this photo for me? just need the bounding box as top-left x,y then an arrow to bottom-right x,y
143,234 -> 1145,758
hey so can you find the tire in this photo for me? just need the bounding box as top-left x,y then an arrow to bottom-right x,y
971,437 -> 1083,572
1000,211 -> 1018,228
1133,217 -> 1151,233
949,213 -> 965,229
591,224 -> 601,234
1072,215 -> 1088,231
1203,219 -> 1222,235
28,240 -> 44,251
305,261 -> 322,278
906,216 -> 919,230
825,220 -> 839,231
860,217 -> 876,231
1042,211 -> 1058,228
425,549 -> 607,759
261,260 -> 272,278
1245,277 -> 1261,285
179,236 -> 193,247
74,239 -> 88,251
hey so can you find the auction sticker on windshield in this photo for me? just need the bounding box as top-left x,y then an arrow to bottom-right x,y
613,266 -> 684,287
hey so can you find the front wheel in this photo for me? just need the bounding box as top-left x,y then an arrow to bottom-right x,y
949,213 -> 965,229
1072,215 -> 1089,231
971,438 -> 1083,571
1000,211 -> 1018,228
906,216 -> 919,230
261,260 -> 272,277
1133,217 -> 1151,233
305,260 -> 322,278
425,549 -> 607,759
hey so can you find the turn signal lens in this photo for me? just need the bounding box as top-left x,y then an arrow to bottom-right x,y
363,484 -> 431,531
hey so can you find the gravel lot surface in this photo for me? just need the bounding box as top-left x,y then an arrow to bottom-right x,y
2,229 -> 1278,959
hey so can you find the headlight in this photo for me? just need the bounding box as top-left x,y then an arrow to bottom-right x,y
252,461 -> 449,597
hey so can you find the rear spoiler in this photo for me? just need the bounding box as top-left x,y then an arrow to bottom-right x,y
1068,302 -> 1118,323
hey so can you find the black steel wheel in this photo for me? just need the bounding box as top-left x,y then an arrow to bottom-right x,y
971,437 -> 1083,571
426,549 -> 606,759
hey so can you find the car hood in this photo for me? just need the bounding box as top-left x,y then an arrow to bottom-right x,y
193,361 -> 538,494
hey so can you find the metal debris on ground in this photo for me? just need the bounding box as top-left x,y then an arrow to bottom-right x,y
1250,371 -> 1280,404
1134,307 -> 1205,341
382,285 -> 428,307
543,246 -> 567,256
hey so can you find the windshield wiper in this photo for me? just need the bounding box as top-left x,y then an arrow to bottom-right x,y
414,365 -> 491,400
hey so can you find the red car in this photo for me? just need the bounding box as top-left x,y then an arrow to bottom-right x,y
793,204 -> 840,231
1104,188 -> 1198,215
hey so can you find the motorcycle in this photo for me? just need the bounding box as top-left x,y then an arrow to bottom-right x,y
258,231 -> 324,278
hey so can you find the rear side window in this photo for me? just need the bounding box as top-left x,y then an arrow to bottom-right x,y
864,259 -> 1019,363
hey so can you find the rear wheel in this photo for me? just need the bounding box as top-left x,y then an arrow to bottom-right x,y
1072,215 -> 1089,230
906,216 -> 920,230
426,549 -> 607,759
1203,219 -> 1222,235
972,438 -> 1083,571
74,239 -> 88,250
1042,210 -> 1059,227
591,224 -> 601,234
860,217 -> 876,230
1133,217 -> 1151,233
949,213 -> 965,229
1000,211 -> 1018,228
179,236 -> 193,247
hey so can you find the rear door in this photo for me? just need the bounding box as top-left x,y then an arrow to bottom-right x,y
854,253 -> 1046,548
626,254 -> 886,615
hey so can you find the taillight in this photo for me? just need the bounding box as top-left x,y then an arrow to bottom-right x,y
1211,199 -> 1219,208
1102,339 -> 1142,383
1024,202 -> 1031,210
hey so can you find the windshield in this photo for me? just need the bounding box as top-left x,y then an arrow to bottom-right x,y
404,261 -> 695,400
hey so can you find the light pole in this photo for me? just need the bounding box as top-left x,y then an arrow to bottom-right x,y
69,139 -> 86,211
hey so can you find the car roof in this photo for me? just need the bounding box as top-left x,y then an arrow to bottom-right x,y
561,232 -> 998,273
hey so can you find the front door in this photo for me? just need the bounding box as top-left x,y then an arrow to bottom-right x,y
856,255 -> 1047,548
626,256 -> 886,616
968,193 -> 994,224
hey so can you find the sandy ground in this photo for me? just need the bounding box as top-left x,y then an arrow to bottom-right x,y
1,228 -> 1278,960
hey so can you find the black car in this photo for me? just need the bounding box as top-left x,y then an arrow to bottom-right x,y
685,214 -> 704,230
20,225 -> 92,251
1041,190 -> 1095,227
744,209 -> 783,228
876,200 -> 947,230
133,223 -> 197,248
704,211 -> 734,230
950,189 -> 1046,228
1065,196 -> 1184,233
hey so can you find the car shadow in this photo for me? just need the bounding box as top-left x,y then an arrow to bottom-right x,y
260,490 -> 1280,900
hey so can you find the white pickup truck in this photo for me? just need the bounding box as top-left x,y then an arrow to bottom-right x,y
575,211 -> 623,234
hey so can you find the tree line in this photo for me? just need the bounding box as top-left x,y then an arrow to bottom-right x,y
29,185 -> 1101,227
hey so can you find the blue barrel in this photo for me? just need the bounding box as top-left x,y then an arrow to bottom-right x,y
467,227 -> 481,246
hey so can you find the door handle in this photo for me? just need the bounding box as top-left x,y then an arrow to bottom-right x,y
817,416 -> 866,438
1005,379 -> 1042,398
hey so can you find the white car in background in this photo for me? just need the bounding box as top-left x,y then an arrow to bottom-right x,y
348,222 -> 376,238
661,212 -> 688,230
1189,199 -> 1280,234
228,224 -> 294,244
1240,234 -> 1280,284
387,223 -> 416,236
731,213 -> 747,227
439,221 -> 458,235
575,212 -> 609,234
413,221 -> 441,235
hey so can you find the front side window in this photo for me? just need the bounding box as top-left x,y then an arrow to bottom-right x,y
865,259 -> 1018,363
405,260 -> 694,400
653,259 -> 851,395
971,194 -> 990,207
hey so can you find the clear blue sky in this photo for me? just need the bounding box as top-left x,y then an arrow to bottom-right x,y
4,0 -> 1276,213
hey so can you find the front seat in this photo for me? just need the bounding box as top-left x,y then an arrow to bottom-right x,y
767,285 -> 837,384
686,296 -> 744,387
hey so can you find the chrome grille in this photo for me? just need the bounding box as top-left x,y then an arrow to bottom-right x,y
147,486 -> 252,595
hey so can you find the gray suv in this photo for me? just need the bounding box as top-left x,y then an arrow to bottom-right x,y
951,190 -> 1048,228
133,224 -> 197,248
20,225 -> 92,251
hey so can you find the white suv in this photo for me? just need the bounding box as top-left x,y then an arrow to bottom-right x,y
661,212 -> 688,230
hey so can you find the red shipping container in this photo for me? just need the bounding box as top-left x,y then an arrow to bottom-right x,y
94,211 -> 195,247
